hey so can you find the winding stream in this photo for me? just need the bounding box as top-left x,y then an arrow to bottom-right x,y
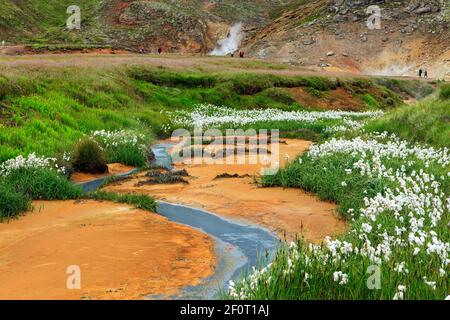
79,143 -> 279,299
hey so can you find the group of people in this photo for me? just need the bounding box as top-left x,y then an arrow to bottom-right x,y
138,47 -> 162,54
419,68 -> 428,78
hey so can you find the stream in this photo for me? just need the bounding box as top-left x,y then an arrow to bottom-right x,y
79,143 -> 279,299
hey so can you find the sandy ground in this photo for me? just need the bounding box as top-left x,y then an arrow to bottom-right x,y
70,163 -> 135,184
0,200 -> 215,300
105,139 -> 345,241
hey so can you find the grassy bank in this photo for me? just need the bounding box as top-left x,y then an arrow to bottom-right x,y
1,66 -> 422,162
366,85 -> 450,148
227,94 -> 449,300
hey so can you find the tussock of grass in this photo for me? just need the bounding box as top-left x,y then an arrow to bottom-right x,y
0,182 -> 31,220
83,191 -> 157,212
0,167 -> 81,219
4,168 -> 82,200
71,138 -> 108,174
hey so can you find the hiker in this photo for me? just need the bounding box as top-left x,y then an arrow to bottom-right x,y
139,47 -> 145,54
424,69 -> 428,78
158,47 -> 162,54
419,69 -> 423,77
239,50 -> 245,58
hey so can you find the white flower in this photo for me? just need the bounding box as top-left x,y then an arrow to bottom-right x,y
333,271 -> 349,285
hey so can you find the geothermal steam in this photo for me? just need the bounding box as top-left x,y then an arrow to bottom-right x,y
210,22 -> 244,56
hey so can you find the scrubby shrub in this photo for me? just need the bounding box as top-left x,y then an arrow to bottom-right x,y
71,138 -> 108,174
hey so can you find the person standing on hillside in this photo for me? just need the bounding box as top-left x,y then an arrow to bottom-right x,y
419,69 -> 423,77
239,50 -> 245,58
158,48 -> 162,55
424,69 -> 428,78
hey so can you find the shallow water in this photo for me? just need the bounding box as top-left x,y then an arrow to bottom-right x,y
79,143 -> 279,299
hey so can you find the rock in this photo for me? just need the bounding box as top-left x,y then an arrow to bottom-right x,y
327,51 -> 336,56
415,6 -> 431,15
361,36 -> 368,42
342,52 -> 349,57
302,38 -> 315,45
382,37 -> 389,42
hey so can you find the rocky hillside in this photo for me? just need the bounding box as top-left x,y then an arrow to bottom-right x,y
0,1 -> 448,78
0,0 -> 297,53
244,0 -> 450,78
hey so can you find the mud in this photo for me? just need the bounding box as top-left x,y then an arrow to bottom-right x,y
0,200 -> 215,300
106,139 -> 345,241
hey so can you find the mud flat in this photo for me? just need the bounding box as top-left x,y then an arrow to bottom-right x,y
106,139 -> 345,241
0,200 -> 215,300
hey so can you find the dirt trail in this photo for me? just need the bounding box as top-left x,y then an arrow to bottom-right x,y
0,200 -> 215,300
105,139 -> 345,241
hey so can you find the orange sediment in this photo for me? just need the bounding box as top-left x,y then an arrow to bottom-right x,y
0,200 -> 215,300
105,139 -> 346,241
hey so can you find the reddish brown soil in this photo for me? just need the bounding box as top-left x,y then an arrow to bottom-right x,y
288,87 -> 363,111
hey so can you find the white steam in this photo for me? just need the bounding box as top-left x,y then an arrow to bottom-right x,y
210,22 -> 244,56
365,65 -> 414,77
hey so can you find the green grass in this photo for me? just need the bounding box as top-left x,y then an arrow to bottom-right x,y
4,167 -> 82,200
83,191 -> 157,212
439,83 -> 450,100
233,138 -> 449,299
226,94 -> 449,300
0,181 -> 31,220
0,167 -> 81,220
71,138 -> 108,174
365,96 -> 450,148
1,66 -> 416,163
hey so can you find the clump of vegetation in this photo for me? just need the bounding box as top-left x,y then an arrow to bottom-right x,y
439,83 -> 450,100
5,167 -> 82,200
0,182 -> 31,220
137,169 -> 189,186
71,138 -> 108,174
83,191 -> 157,212
91,130 -> 152,167
0,164 -> 81,220
214,173 -> 251,180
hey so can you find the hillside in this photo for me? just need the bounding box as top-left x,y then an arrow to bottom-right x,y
0,1 -> 449,77
244,0 -> 450,78
0,0 -> 297,53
